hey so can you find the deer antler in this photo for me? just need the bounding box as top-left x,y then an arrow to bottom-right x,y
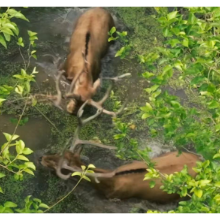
85,73 -> 131,117
56,100 -> 116,182
56,157 -> 115,182
70,100 -> 117,152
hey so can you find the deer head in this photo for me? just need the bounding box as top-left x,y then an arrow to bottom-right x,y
32,52 -> 131,117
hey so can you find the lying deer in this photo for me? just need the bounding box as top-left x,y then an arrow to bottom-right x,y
40,150 -> 200,203
36,7 -> 129,116
40,102 -> 201,203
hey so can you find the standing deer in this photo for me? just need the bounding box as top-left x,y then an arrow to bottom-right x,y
39,7 -> 130,116
59,7 -> 115,114
40,102 -> 201,204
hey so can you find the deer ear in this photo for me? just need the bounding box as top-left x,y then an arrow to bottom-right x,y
92,78 -> 101,95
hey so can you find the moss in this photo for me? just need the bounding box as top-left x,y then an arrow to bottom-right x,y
0,172 -> 34,206
107,7 -> 163,54
35,175 -> 85,213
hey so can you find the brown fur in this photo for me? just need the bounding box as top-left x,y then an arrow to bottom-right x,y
41,151 -> 200,203
61,8 -> 114,113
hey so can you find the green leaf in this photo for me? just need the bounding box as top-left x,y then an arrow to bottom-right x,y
39,203 -> 49,209
208,100 -> 219,109
142,72 -> 155,79
83,175 -> 91,182
142,113 -> 151,119
213,8 -> 220,18
17,37 -> 24,47
109,27 -> 116,35
215,124 -> 220,132
188,13 -> 197,24
199,180 -> 210,187
182,37 -> 189,47
4,201 -> 17,208
167,11 -> 178,20
24,162 -> 36,170
17,155 -> 29,161
168,39 -> 180,47
22,148 -> 33,155
144,85 -> 159,94
0,98 -> 6,104
163,27 -> 169,37
194,189 -> 203,198
149,181 -> 156,188
213,153 -> 220,159
24,168 -> 34,175
0,187 -> 3,194
115,47 -> 125,57
3,133 -> 12,142
88,164 -> 96,169
7,9 -> 29,21
72,172 -> 82,177
15,85 -> 24,95
31,54 -> 37,60
16,140 -> 25,154
0,173 -> 6,178
27,30 -> 37,37
141,103 -> 153,113
33,198 -> 41,203
3,33 -> 11,42
1,27 -> 14,36
215,182 -> 220,187
3,22 -> 16,30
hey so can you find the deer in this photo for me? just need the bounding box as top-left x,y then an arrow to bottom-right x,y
40,100 -> 202,204
34,7 -> 130,116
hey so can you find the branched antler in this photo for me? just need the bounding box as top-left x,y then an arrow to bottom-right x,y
56,158 -> 115,182
70,100 -> 116,152
55,98 -> 120,181
85,73 -> 131,117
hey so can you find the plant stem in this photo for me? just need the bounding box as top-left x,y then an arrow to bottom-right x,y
34,106 -> 62,136
0,100 -> 28,155
44,177 -> 83,213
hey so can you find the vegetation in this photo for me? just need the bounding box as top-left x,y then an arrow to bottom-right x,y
1,6 -> 220,213
110,7 -> 220,213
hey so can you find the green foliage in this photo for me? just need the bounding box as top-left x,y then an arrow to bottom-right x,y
72,164 -> 96,182
0,195 -> 48,213
136,7 -> 220,213
13,67 -> 38,96
108,27 -> 132,59
140,7 -> 220,159
0,7 -> 29,48
0,133 -> 35,185
146,159 -> 220,213
0,7 -> 48,213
